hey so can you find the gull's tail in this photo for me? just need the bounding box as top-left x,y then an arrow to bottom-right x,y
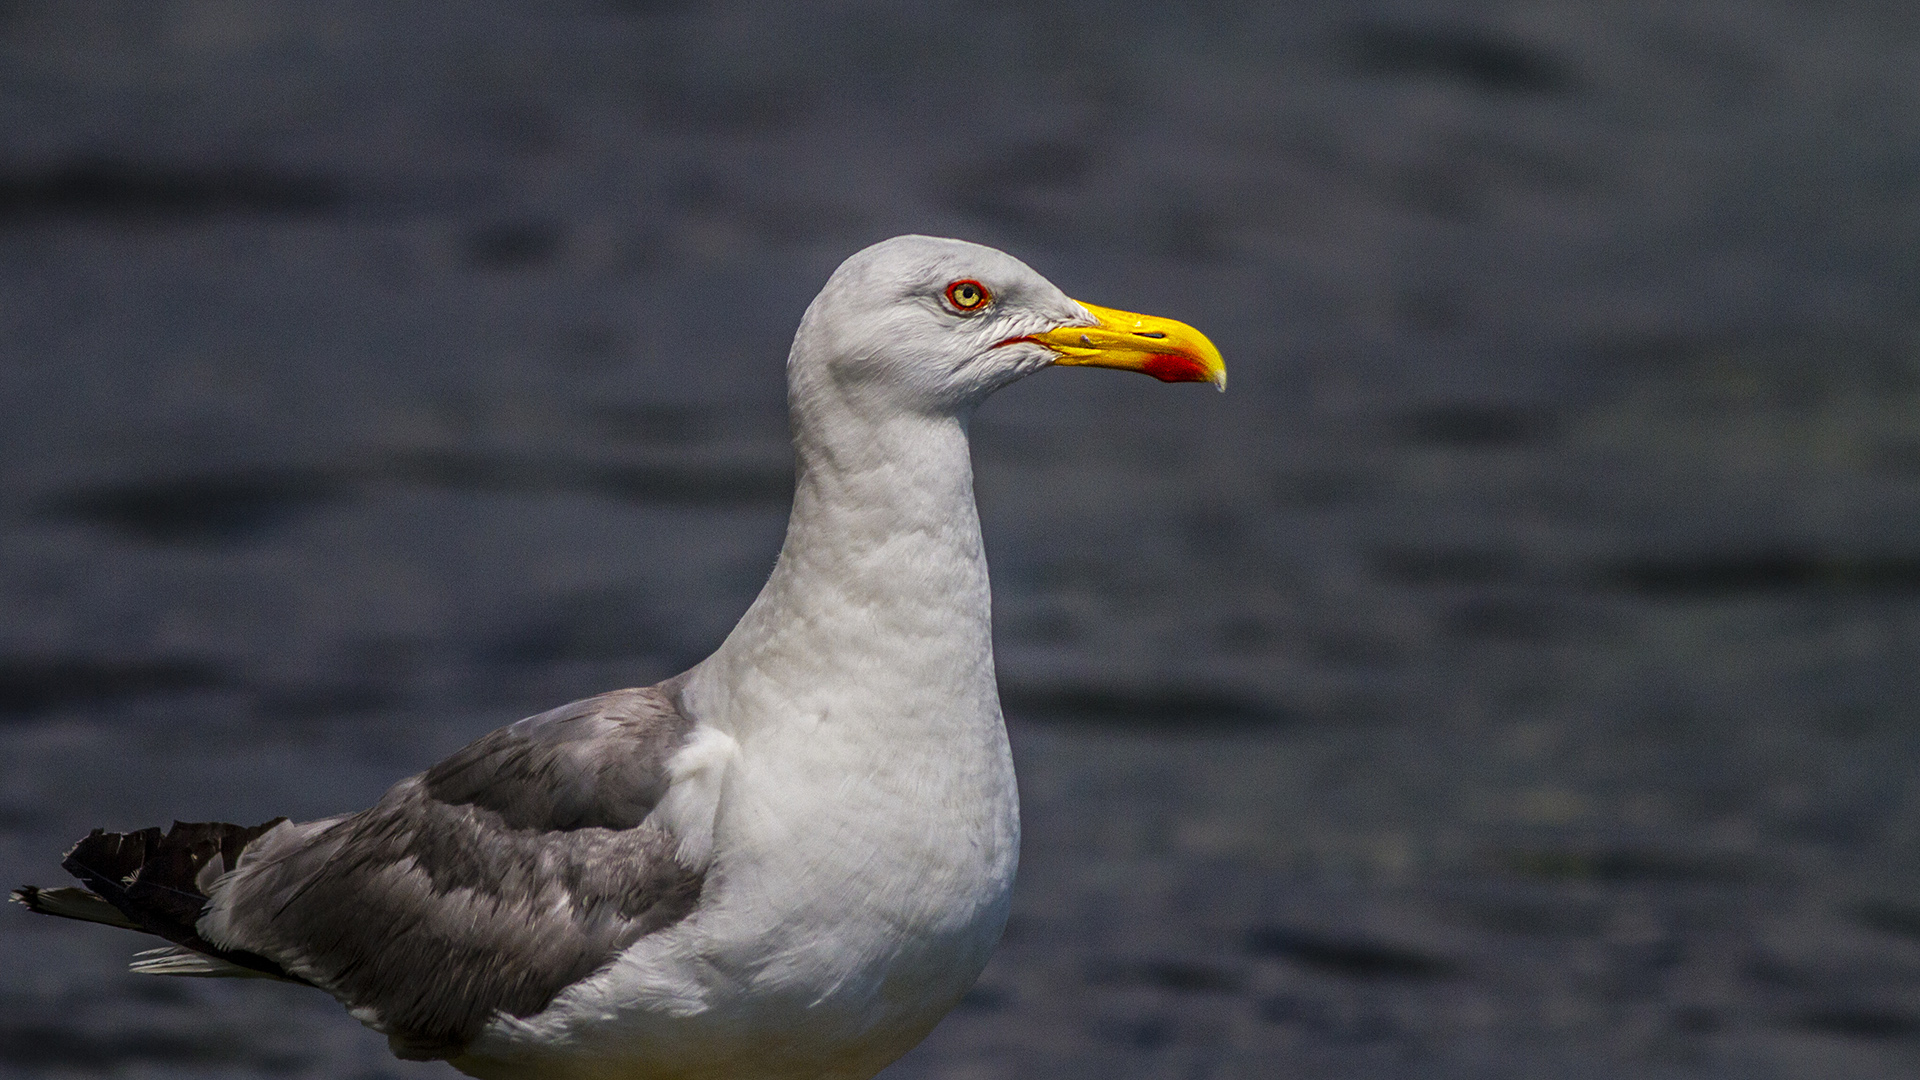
13,819 -> 307,981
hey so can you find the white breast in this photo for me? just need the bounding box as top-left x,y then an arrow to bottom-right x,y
461,709 -> 1018,1080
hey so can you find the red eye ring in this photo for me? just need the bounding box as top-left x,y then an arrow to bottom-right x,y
944,279 -> 991,312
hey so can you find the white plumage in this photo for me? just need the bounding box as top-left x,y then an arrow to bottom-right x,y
16,235 -> 1224,1080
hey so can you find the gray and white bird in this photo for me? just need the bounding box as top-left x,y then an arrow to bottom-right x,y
14,235 -> 1225,1080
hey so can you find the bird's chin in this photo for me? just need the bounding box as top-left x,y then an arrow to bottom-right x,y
941,348 -> 1056,410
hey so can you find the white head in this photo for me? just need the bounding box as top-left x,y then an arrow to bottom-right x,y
788,235 -> 1224,421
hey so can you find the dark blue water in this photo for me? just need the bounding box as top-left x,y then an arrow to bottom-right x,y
5,2 -> 1920,1077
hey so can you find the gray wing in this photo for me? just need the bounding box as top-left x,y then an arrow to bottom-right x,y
209,683 -> 702,1060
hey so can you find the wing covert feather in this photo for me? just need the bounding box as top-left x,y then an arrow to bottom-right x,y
208,684 -> 704,1059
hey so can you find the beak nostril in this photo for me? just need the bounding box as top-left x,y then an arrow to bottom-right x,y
1136,331 -> 1166,339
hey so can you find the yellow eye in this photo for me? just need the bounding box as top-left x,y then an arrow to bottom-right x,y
944,279 -> 990,311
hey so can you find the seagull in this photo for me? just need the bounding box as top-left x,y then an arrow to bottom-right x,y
14,235 -> 1225,1080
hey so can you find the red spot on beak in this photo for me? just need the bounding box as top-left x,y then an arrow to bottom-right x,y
1142,353 -> 1210,383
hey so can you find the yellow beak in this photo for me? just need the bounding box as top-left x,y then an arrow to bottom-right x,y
1020,301 -> 1226,391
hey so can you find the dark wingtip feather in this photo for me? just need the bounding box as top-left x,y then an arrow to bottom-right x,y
64,826 -> 162,885
60,819 -> 290,936
48,818 -> 305,982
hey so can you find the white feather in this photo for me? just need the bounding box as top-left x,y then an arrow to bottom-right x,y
654,725 -> 740,869
131,946 -> 279,979
453,237 -> 1054,1080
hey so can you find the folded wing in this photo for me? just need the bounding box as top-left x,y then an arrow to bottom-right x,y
26,683 -> 706,1062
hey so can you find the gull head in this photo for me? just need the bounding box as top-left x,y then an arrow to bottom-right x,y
788,235 -> 1225,419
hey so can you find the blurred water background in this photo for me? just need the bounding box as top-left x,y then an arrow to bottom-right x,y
4,2 -> 1920,1077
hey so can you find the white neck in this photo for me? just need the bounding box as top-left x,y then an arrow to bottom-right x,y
681,380 -> 998,743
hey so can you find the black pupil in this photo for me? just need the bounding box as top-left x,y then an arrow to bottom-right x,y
957,285 -> 978,304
